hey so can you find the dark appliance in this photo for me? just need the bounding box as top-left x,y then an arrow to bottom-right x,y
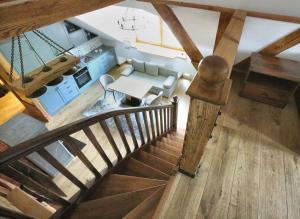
73,66 -> 92,88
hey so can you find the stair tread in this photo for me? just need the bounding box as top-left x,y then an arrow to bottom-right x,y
156,142 -> 182,156
162,137 -> 183,148
146,146 -> 179,165
123,186 -> 165,219
134,150 -> 175,175
86,174 -> 167,200
117,158 -> 170,180
71,186 -> 163,219
167,135 -> 184,142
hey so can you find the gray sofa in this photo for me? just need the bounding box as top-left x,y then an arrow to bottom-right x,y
121,59 -> 182,97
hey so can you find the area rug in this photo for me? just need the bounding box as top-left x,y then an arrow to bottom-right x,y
83,92 -> 146,141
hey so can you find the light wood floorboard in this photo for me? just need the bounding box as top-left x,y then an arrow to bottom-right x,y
157,72 -> 300,219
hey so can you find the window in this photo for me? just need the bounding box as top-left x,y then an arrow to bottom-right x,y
135,11 -> 183,51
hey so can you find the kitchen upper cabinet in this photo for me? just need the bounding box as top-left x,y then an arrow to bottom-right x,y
69,29 -> 88,48
39,22 -> 73,56
38,86 -> 65,115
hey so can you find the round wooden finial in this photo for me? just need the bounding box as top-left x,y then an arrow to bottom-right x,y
198,55 -> 229,90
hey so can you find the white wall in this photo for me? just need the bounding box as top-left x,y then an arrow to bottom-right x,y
71,0 -> 300,74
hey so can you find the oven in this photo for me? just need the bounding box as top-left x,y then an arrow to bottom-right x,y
73,66 -> 92,88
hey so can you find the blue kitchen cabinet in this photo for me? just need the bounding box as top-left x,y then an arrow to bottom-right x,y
87,49 -> 117,81
57,76 -> 79,103
88,56 -> 106,81
38,86 -> 65,115
38,76 -> 80,115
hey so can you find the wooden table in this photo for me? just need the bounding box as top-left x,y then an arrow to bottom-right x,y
239,53 -> 300,108
108,77 -> 153,106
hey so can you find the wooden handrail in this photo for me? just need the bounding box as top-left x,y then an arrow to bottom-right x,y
0,104 -> 173,167
0,102 -> 177,219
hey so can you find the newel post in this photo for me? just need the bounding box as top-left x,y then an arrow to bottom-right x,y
179,55 -> 231,177
171,96 -> 178,130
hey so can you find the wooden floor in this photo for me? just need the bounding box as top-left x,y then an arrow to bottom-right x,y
157,72 -> 300,219
45,64 -> 300,218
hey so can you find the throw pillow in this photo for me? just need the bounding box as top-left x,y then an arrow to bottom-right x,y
163,75 -> 176,89
145,62 -> 159,76
120,66 -> 134,77
132,59 -> 145,72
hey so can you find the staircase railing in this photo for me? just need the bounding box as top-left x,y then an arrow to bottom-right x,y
0,100 -> 178,219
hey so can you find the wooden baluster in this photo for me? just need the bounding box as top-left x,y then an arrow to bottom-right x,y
10,160 -> 66,197
159,109 -> 164,135
166,107 -> 170,131
164,108 -> 167,133
83,127 -> 113,168
142,111 -> 151,142
38,149 -> 87,191
134,112 -> 145,145
0,165 -> 69,205
113,116 -> 131,154
61,136 -> 101,178
99,120 -> 123,161
0,205 -> 38,219
154,110 -> 160,136
171,96 -> 179,130
125,113 -> 139,149
149,110 -> 156,139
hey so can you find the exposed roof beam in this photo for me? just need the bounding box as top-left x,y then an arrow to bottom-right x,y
152,3 -> 203,66
214,12 -> 232,52
0,0 -> 123,40
214,10 -> 246,73
235,28 -> 300,70
139,0 -> 300,24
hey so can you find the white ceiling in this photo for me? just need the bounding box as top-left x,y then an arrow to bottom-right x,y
76,0 -> 300,63
176,0 -> 300,18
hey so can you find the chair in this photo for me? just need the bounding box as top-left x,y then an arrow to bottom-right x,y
99,75 -> 116,101
143,91 -> 163,106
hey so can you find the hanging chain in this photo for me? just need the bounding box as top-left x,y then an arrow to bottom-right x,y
23,33 -> 47,66
17,36 -> 25,87
33,29 -> 73,55
9,37 -> 15,82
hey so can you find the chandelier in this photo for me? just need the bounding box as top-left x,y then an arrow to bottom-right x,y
117,8 -> 146,31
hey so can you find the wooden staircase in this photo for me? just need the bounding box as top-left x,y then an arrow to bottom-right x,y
70,131 -> 184,219
0,99 -> 183,219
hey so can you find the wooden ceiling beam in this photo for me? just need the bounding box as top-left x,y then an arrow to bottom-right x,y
152,3 -> 203,65
0,0 -> 123,40
213,12 -> 233,52
139,0 -> 300,24
214,10 -> 246,74
235,28 -> 300,70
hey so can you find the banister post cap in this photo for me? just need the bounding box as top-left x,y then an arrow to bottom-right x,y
198,55 -> 229,90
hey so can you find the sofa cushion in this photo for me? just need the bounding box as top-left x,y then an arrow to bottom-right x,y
129,71 -> 166,89
163,76 -> 176,89
132,59 -> 145,72
120,66 -> 134,77
145,62 -> 159,76
158,67 -> 178,78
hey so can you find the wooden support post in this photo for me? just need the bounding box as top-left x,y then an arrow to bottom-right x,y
171,96 -> 178,131
179,55 -> 230,177
152,3 -> 203,67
